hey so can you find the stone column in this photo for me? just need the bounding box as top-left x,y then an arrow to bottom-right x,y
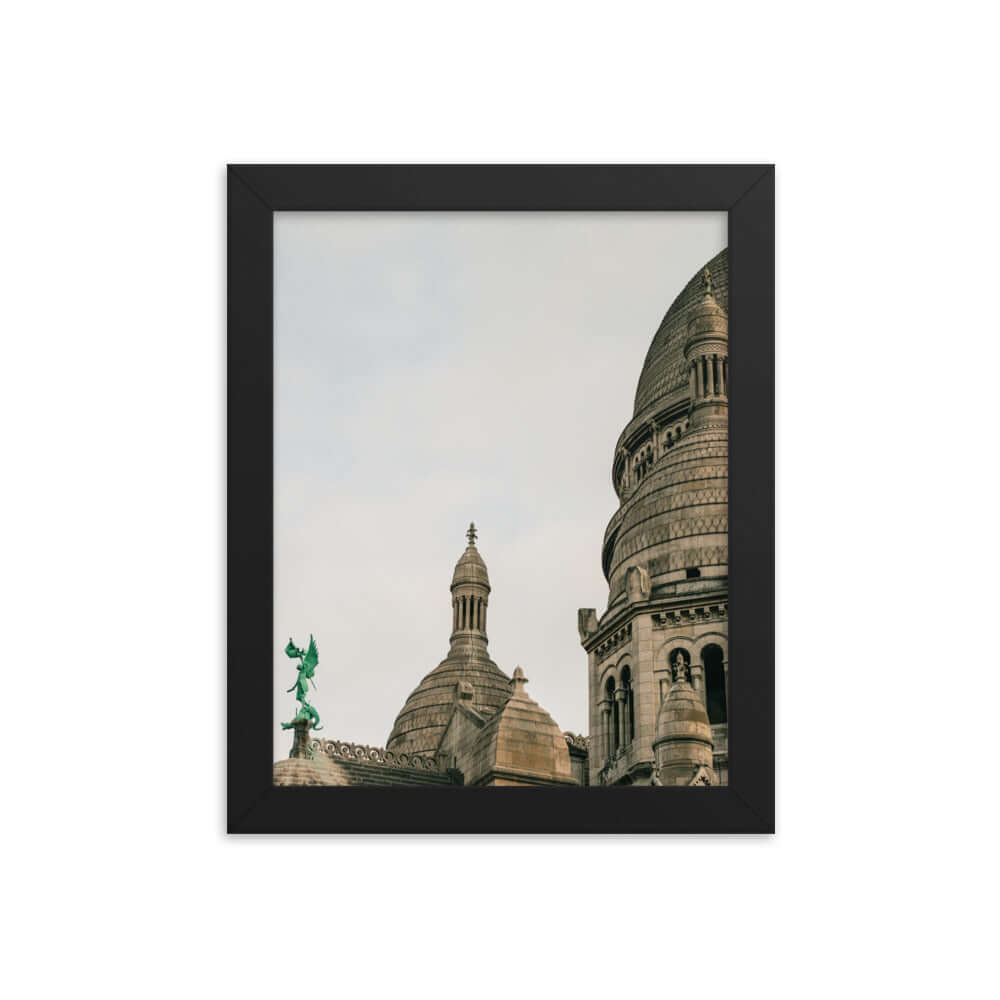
690,661 -> 706,704
600,700 -> 612,762
689,362 -> 697,400
707,354 -> 715,395
718,356 -> 726,396
695,357 -> 704,397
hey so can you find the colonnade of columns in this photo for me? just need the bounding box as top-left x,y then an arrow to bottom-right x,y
600,687 -> 634,763
452,594 -> 487,632
689,352 -> 728,399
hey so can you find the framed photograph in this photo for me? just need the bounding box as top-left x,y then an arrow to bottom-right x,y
228,165 -> 774,833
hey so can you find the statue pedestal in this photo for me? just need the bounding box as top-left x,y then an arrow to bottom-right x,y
288,717 -> 312,759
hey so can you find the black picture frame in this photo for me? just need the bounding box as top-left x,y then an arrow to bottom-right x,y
228,165 -> 774,834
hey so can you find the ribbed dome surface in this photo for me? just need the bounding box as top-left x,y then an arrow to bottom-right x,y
452,544 -> 490,589
632,249 -> 728,419
606,423 -> 728,603
386,646 -> 512,754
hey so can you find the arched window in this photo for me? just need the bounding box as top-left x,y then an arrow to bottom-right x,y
621,665 -> 635,743
605,676 -> 619,756
702,644 -> 727,724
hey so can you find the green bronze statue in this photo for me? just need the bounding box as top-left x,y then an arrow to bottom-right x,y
281,634 -> 322,731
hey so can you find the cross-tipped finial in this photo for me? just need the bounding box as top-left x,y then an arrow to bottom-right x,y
467,522 -> 478,546
702,267 -> 713,296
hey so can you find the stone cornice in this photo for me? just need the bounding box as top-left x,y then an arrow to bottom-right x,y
582,591 -> 728,655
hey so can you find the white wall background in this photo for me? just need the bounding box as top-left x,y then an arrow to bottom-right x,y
3,3 -> 996,1000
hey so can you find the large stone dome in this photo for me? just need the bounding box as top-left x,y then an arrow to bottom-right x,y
601,250 -> 729,607
631,248 -> 728,423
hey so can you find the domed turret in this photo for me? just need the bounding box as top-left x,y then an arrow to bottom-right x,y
683,266 -> 729,429
452,524 -> 491,590
652,651 -> 715,785
386,524 -> 510,754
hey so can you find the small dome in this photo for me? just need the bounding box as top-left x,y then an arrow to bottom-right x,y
452,544 -> 490,590
452,521 -> 491,590
653,670 -> 716,785
655,676 -> 712,746
686,269 -> 729,342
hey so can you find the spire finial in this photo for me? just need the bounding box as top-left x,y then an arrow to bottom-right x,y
702,266 -> 713,296
467,522 -> 477,546
511,666 -> 528,698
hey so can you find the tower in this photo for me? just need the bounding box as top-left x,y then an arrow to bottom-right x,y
578,251 -> 729,785
386,524 -> 512,755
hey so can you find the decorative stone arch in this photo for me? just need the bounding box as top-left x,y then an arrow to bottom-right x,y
599,658 -> 623,688
691,631 -> 728,662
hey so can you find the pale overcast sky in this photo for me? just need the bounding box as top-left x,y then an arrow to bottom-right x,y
274,212 -> 726,756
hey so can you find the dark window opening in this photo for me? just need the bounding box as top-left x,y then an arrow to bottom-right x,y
685,567 -> 701,579
621,665 -> 635,743
703,644 -> 727,724
606,676 -> 619,754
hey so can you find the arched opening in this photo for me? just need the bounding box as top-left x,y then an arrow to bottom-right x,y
703,644 -> 727,724
621,664 -> 635,743
606,675 -> 619,756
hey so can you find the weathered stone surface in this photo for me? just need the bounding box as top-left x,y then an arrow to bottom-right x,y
272,757 -> 350,786
438,667 -> 577,786
584,250 -> 729,787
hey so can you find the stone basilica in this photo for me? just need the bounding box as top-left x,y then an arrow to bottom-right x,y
274,249 -> 729,789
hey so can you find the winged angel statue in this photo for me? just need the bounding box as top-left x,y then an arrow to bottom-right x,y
281,634 -> 323,731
